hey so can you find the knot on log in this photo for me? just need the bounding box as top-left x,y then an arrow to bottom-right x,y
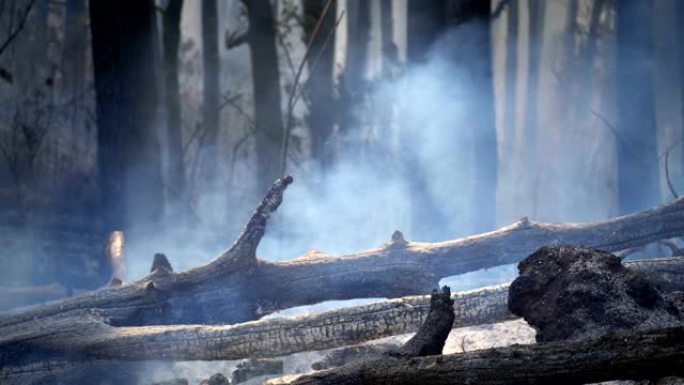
150,253 -> 173,275
390,230 -> 407,245
518,216 -> 532,228
383,230 -> 408,249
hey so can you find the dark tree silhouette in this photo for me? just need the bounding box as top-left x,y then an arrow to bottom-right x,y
163,0 -> 187,216
503,0 -> 518,148
244,0 -> 285,194
615,0 -> 660,214
303,0 -> 337,173
89,0 -> 163,232
201,0 -> 220,182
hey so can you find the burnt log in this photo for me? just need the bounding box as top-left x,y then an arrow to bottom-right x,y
232,358 -> 283,384
3,176 -> 684,329
286,287 -> 457,385
509,246 -> 684,342
3,257 -> 679,365
286,325 -> 684,385
200,373 -> 230,385
3,176 -> 684,383
1,258 -> 682,384
311,343 -> 400,371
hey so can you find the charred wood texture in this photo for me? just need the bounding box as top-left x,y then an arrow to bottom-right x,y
288,286 -> 456,385
287,325 -> 684,385
3,176 -> 684,382
0,257 -> 681,383
3,177 -> 684,328
509,246 -> 684,342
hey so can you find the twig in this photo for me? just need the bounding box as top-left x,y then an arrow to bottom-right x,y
291,10 -> 345,109
0,0 -> 35,58
590,108 -> 644,166
276,28 -> 298,79
664,141 -> 682,199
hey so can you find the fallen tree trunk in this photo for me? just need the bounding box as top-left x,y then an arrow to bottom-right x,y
0,283 -> 69,310
3,176 -> 684,329
286,325 -> 684,385
1,257 -> 681,376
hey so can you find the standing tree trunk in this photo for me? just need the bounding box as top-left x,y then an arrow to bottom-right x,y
404,0 -> 498,236
503,0 -> 519,149
615,0 -> 660,214
523,0 -> 544,217
455,0 -> 498,233
62,0 -> 88,128
89,0 -> 163,233
403,0 -> 450,241
303,0 -> 336,174
163,0 -> 187,217
572,0 -> 605,128
243,0 -> 285,195
201,0 -> 220,183
406,0 -> 446,64
338,0 -> 370,155
678,0 -> 684,175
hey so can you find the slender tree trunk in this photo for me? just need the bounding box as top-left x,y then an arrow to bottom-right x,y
62,0 -> 87,132
338,0 -> 371,153
244,0 -> 285,194
524,0 -> 544,143
503,0 -> 519,148
89,0 -> 163,232
201,0 -> 220,182
678,0 -> 684,173
403,0 -> 449,240
163,0 -> 187,216
303,0 -> 336,173
380,0 -> 396,74
615,0 -> 660,214
458,0 -> 498,233
573,0 -> 605,127
406,0 -> 446,64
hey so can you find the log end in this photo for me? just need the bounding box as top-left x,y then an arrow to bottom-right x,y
388,285 -> 455,358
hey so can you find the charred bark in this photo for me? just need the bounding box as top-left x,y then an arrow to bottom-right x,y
288,286 -> 456,385
3,175 -> 684,330
3,178 -> 684,383
0,257 -> 681,380
287,325 -> 684,385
